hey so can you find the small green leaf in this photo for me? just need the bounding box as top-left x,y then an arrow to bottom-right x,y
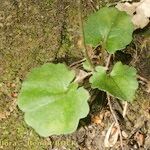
90,62 -> 138,102
84,7 -> 134,53
17,63 -> 89,137
82,59 -> 92,71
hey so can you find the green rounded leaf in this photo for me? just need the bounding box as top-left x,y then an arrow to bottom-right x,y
90,62 -> 138,102
17,63 -> 89,137
84,7 -> 134,53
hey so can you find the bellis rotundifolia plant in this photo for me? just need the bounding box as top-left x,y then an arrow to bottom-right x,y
17,7 -> 139,137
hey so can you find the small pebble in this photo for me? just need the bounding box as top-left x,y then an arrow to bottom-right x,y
11,92 -> 18,98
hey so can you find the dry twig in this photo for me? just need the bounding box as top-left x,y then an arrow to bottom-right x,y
137,75 -> 149,84
107,94 -> 124,150
88,0 -> 98,12
105,53 -> 124,149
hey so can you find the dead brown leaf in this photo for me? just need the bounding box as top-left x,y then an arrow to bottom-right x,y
74,69 -> 92,83
116,0 -> 150,29
134,132 -> 145,147
104,122 -> 119,147
91,115 -> 102,124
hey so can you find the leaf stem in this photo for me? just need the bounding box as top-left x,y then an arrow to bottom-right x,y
105,54 -> 112,69
77,0 -> 94,71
